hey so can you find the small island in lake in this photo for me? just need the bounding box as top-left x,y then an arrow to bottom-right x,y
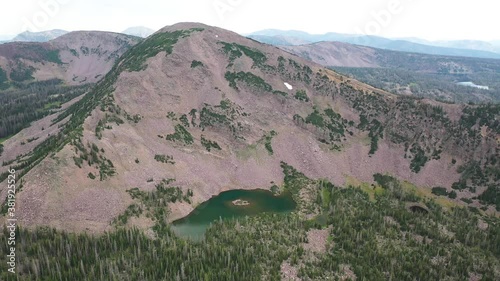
232,199 -> 250,206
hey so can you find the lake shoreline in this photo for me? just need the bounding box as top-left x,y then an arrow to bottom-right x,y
171,189 -> 296,241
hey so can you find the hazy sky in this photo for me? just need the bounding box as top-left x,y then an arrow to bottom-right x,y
0,0 -> 498,41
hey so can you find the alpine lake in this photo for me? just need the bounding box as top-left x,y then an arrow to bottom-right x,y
171,189 -> 297,241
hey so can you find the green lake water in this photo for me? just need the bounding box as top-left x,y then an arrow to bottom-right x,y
171,189 -> 296,240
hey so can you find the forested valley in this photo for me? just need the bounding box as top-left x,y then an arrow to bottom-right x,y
0,80 -> 90,140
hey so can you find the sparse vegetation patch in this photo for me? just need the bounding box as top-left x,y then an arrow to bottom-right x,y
263,130 -> 277,155
201,135 -> 222,152
154,154 -> 175,164
191,60 -> 204,68
225,71 -> 272,92
294,89 -> 309,102
166,124 -> 194,145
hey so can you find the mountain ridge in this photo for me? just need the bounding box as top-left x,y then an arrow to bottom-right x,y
249,29 -> 500,59
0,22 -> 497,234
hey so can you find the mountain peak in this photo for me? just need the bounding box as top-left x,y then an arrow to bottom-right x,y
157,22 -> 217,33
53,30 -> 138,43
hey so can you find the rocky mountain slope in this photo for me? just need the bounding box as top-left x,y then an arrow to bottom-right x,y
0,23 -> 498,233
0,31 -> 141,88
281,41 -> 380,68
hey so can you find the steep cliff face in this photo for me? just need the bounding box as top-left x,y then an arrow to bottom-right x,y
0,23 -> 497,232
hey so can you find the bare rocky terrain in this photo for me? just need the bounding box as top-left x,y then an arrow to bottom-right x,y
0,31 -> 140,87
0,23 -> 498,234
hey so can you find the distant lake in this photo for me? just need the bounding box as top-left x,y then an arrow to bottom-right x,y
457,81 -> 489,90
171,189 -> 296,241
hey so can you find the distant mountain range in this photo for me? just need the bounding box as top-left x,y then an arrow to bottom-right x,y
3,27 -> 500,60
122,26 -> 155,38
0,35 -> 13,43
248,29 -> 500,59
280,41 -> 500,71
12,29 -> 69,42
0,27 -> 154,43
398,38 -> 500,54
